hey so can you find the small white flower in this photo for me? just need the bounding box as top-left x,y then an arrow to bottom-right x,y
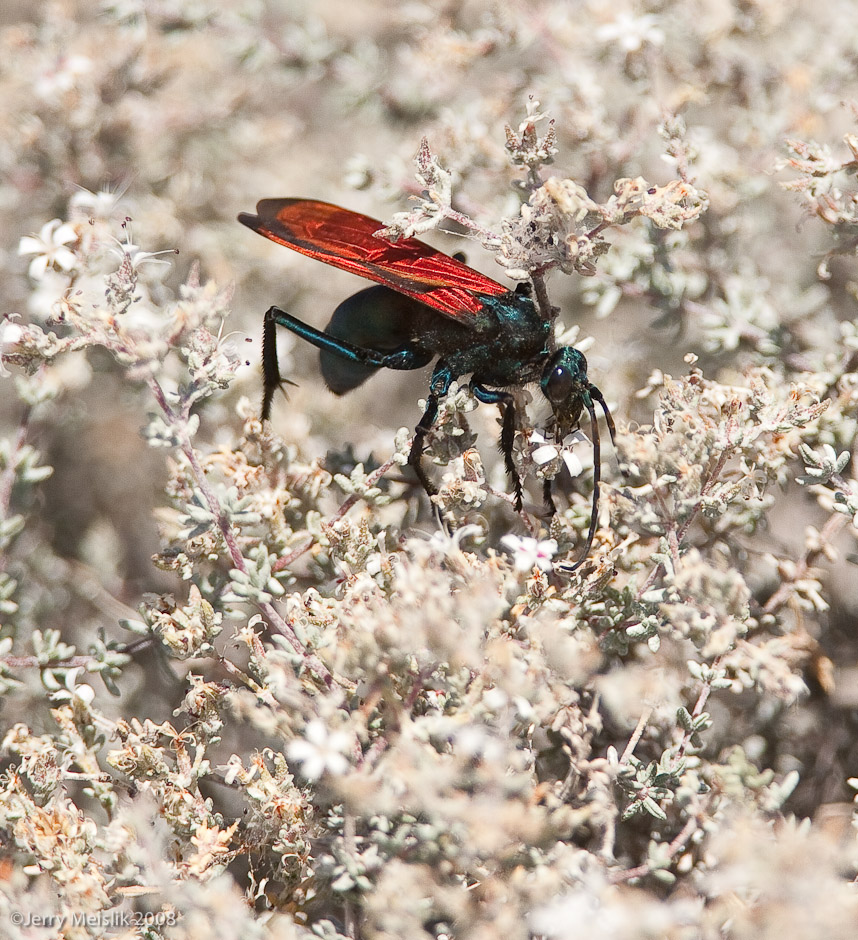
454,725 -> 503,762
222,754 -> 246,786
35,54 -> 93,100
19,219 -> 77,280
500,534 -> 558,572
426,523 -> 484,555
70,187 -> 123,219
0,319 -> 23,347
482,687 -> 508,711
1,318 -> 23,377
424,689 -> 446,710
45,667 -> 95,705
529,429 -> 587,477
109,229 -> 175,271
530,430 -> 559,467
596,13 -> 664,52
553,321 -> 596,351
513,695 -> 536,722
287,720 -> 352,781
343,153 -> 373,190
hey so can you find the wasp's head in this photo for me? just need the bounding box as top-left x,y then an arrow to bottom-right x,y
540,346 -> 592,436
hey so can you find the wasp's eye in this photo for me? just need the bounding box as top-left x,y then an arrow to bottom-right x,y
544,365 -> 575,404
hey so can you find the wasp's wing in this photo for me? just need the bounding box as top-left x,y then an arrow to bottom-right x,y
238,198 -> 512,325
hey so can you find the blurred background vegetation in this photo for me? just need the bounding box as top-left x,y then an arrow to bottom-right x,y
2,0 -> 858,937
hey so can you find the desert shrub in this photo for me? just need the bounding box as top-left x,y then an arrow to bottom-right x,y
2,2 -> 858,938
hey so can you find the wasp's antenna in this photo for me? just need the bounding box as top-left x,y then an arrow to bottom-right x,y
590,385 -> 617,449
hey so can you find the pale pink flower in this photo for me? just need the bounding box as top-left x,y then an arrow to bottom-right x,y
500,534 -> 558,572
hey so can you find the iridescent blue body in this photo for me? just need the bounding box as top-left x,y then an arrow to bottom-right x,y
240,198 -> 614,569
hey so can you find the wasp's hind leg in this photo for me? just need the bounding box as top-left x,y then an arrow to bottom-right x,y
261,307 -> 288,420
261,305 -> 431,417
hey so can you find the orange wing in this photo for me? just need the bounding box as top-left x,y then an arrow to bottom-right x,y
238,198 -> 512,325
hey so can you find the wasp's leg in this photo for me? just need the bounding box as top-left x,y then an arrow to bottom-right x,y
408,363 -> 456,501
471,384 -> 523,511
543,479 -> 557,516
261,305 -> 431,417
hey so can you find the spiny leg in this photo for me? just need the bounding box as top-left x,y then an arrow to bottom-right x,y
262,304 -> 431,418
408,363 -> 454,503
264,305 -> 385,421
261,307 -> 284,421
543,478 -> 557,517
263,304 -> 445,506
472,384 -> 523,511
408,393 -> 441,499
262,308 -> 485,512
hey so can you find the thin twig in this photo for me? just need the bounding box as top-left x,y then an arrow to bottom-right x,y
148,375 -> 335,687
608,813 -> 700,884
272,449 -> 403,573
619,707 -> 653,765
762,511 -> 848,614
0,405 -> 31,523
